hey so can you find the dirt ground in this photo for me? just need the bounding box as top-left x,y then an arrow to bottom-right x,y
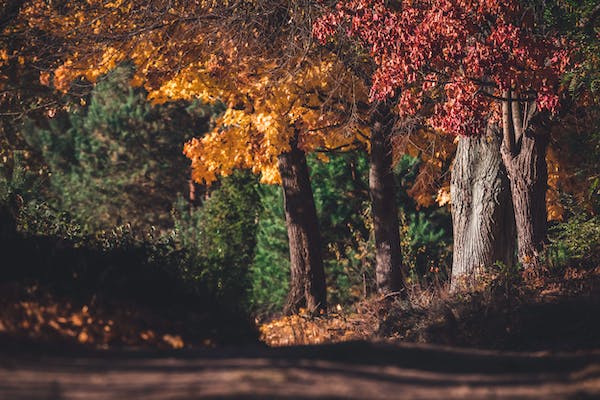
1,341 -> 599,399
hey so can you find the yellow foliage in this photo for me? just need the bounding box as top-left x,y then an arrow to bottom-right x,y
175,55 -> 370,184
16,1 -> 403,188
436,186 -> 452,206
547,147 -> 564,221
0,285 -> 209,349
162,334 -> 185,349
31,0 -> 371,184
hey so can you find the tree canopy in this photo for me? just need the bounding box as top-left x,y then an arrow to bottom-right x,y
314,0 -> 570,136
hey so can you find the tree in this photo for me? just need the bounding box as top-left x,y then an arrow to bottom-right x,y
14,0 -> 415,306
277,131 -> 327,312
369,102 -> 403,293
180,57 -> 369,312
22,65 -> 215,232
450,123 -> 515,288
16,0 -> 384,313
173,170 -> 262,311
545,0 -> 600,215
315,0 -> 569,280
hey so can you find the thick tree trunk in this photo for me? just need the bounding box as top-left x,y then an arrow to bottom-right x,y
451,124 -> 516,291
369,104 -> 404,295
279,137 -> 327,315
501,129 -> 548,272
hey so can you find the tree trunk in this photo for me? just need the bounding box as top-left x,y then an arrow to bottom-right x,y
279,137 -> 327,315
500,95 -> 549,273
451,124 -> 516,291
369,104 -> 404,295
501,128 -> 548,272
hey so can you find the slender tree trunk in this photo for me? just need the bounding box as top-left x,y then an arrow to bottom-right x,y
451,124 -> 516,291
502,128 -> 548,272
279,136 -> 327,315
369,103 -> 404,295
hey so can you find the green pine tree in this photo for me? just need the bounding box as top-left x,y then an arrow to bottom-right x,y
22,64 -> 217,232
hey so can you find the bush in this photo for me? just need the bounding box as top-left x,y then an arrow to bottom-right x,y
1,160 -> 261,314
401,210 -> 452,284
250,184 -> 290,313
172,170 -> 261,311
547,212 -> 600,270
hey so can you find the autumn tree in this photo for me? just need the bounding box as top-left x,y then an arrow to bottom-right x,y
314,1 -> 511,287
315,0 -> 569,285
1,0 -> 64,237
13,0 -> 391,313
312,4 -> 412,297
367,102 -> 404,294
173,2 -> 406,299
180,57 -> 369,313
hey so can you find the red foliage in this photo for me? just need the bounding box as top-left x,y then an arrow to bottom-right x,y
314,0 -> 570,136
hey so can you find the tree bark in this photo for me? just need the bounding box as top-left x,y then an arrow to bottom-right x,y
451,124 -> 516,291
369,103 -> 404,295
279,136 -> 327,315
501,125 -> 548,272
499,95 -> 549,273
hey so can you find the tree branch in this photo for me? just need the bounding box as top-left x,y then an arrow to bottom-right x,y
478,90 -> 537,102
511,94 -> 524,147
502,89 -> 516,156
313,140 -> 362,153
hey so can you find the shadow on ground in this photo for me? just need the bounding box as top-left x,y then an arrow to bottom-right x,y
1,341 -> 599,399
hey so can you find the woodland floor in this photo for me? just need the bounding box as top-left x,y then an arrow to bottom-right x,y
0,341 -> 599,399
1,268 -> 599,399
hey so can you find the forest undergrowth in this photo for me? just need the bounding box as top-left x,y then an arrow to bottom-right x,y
1,49 -> 599,354
2,265 -> 599,352
260,266 -> 600,351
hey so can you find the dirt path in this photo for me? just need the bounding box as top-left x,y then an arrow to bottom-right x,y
1,341 -> 599,399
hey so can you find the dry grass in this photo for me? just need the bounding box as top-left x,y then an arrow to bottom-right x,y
259,306 -> 378,347
260,266 -> 600,350
2,267 -> 598,351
